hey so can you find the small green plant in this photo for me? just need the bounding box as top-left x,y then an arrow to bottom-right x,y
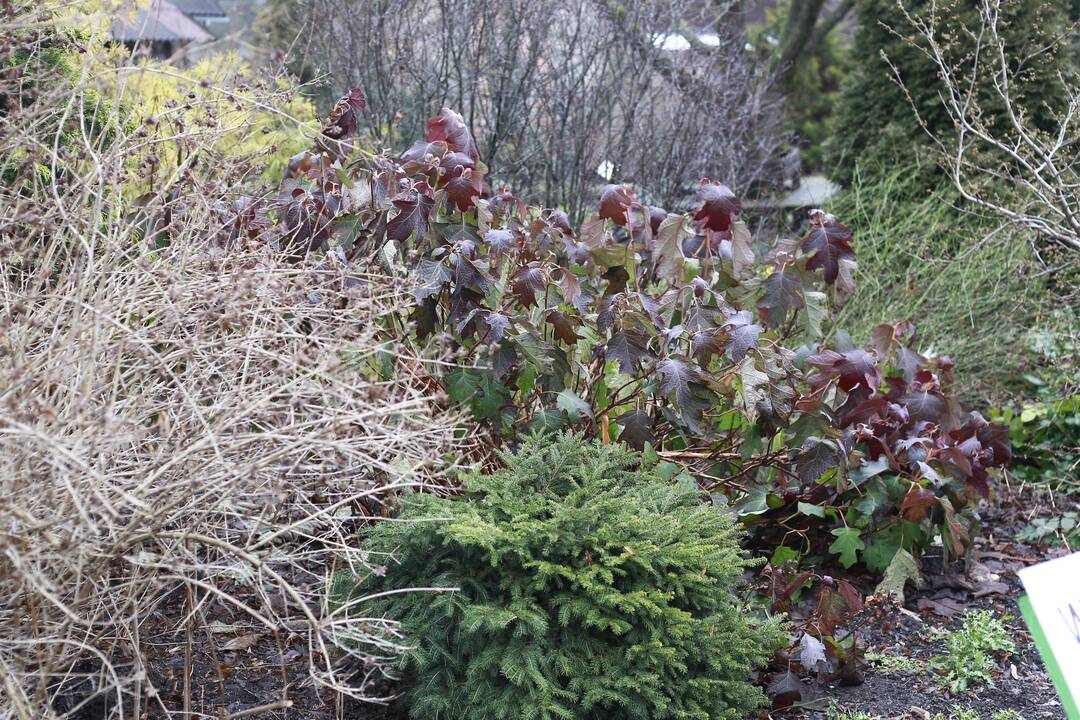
991,711 -> 1025,720
1017,511 -> 1080,548
926,709 -> 1025,720
932,611 -> 1016,694
336,434 -> 784,720
865,650 -> 923,674
827,704 -> 881,720
932,710 -> 981,720
993,390 -> 1080,492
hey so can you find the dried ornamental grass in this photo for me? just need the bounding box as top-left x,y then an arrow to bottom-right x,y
0,9 -> 467,717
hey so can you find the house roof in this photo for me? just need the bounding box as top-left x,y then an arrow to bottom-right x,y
112,0 -> 214,43
170,0 -> 226,18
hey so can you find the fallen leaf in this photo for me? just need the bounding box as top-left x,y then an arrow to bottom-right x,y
916,596 -> 966,618
875,548 -> 925,605
927,572 -> 976,592
967,559 -> 1000,583
767,670 -> 805,710
220,632 -> 262,651
207,623 -> 245,634
799,633 -> 830,674
972,580 -> 1010,598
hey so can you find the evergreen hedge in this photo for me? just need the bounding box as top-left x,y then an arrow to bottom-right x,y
828,0 -> 1072,186
337,434 -> 782,720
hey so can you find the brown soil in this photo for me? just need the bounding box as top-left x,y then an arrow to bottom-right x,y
55,486 -> 1073,719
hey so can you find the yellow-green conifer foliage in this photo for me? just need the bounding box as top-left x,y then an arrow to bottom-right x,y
336,434 -> 783,720
109,54 -> 318,193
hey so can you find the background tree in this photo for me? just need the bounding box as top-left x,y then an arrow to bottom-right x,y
824,0 -> 1078,401
770,0 -> 856,94
750,0 -> 853,172
257,0 -> 785,221
827,0 -> 1073,187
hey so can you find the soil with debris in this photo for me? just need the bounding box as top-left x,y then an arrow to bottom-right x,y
54,486 -> 1073,719
792,485 -> 1076,720
51,583 -> 406,720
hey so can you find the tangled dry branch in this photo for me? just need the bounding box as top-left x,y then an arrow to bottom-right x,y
0,11 -> 466,717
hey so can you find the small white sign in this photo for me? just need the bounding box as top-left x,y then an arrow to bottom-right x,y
1019,552 -> 1080,711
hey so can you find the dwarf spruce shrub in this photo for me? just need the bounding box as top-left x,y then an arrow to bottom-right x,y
339,434 -> 783,720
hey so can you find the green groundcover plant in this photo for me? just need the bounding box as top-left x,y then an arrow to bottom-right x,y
334,434 -> 784,720
931,610 -> 1015,694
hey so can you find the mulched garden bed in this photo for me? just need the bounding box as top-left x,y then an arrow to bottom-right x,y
794,484 -> 1077,720
57,485 -> 1071,719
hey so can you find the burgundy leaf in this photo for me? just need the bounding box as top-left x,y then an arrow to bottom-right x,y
415,256 -> 451,301
596,294 -> 620,333
968,467 -> 991,499
440,151 -> 476,177
555,268 -> 591,314
647,205 -> 667,235
694,179 -> 741,231
938,446 -> 973,479
838,397 -> 890,428
546,309 -> 582,345
837,579 -> 863,614
483,227 -> 516,254
451,253 -> 490,294
900,484 -> 939,522
801,210 -> 854,285
549,209 -> 573,234
489,190 -> 521,222
386,185 -> 435,245
616,410 -> 655,450
901,389 -> 945,423
757,266 -> 804,327
807,348 -> 880,393
598,184 -> 636,226
401,140 -> 448,164
656,357 -> 708,425
978,422 -> 1012,467
283,198 -> 330,255
605,330 -> 651,374
511,266 -> 547,306
444,169 -> 483,211
478,311 -> 512,342
448,287 -> 484,326
410,297 -> 438,340
691,328 -> 724,365
425,107 -> 479,161
813,588 -> 845,636
777,571 -> 814,607
684,305 -> 724,333
319,86 -> 366,155
870,321 -> 916,357
767,671 -> 805,710
721,310 -> 762,363
795,437 -> 842,484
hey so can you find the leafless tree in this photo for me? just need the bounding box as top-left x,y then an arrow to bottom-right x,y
895,0 -> 1080,257
772,0 -> 856,92
266,0 -> 785,221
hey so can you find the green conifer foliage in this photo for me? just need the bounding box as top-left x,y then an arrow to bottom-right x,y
337,434 -> 782,720
828,0 -> 1072,186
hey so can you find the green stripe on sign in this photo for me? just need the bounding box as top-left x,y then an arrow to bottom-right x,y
1019,594 -> 1080,720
